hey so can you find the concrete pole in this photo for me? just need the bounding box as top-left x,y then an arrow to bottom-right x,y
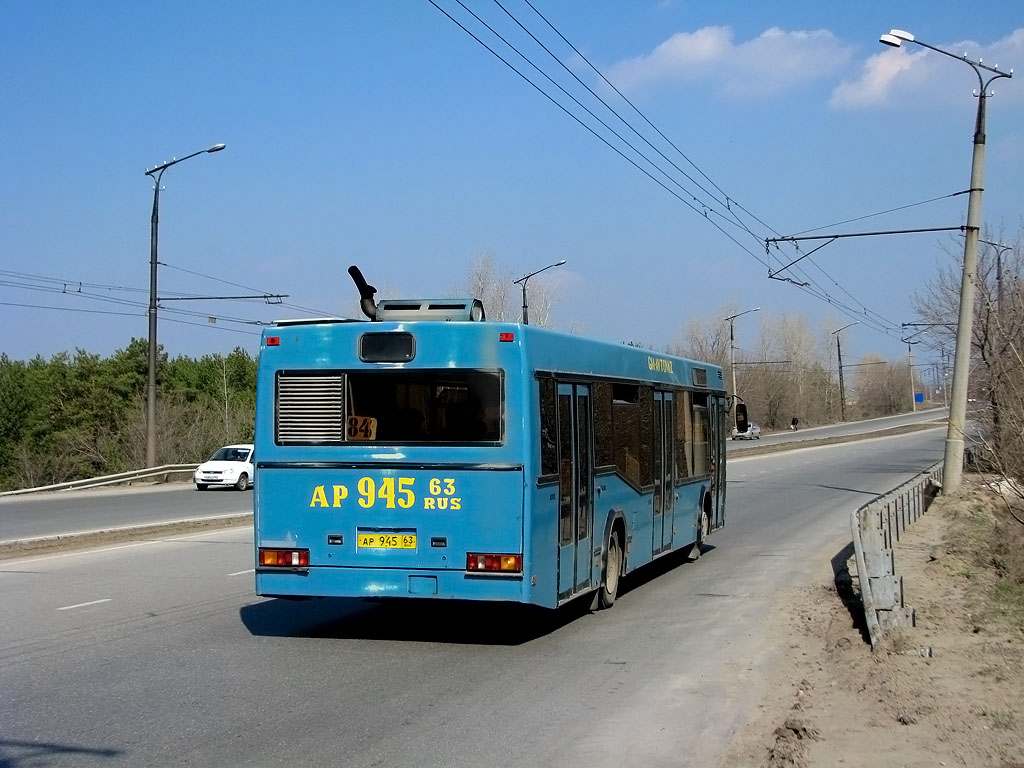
146,172 -> 162,469
729,318 -> 737,400
837,334 -> 847,422
908,343 -> 917,413
943,93 -> 989,493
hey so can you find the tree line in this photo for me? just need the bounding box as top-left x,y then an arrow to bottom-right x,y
669,310 -> 932,432
0,340 -> 256,491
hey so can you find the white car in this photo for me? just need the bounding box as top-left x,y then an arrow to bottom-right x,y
731,423 -> 762,440
194,444 -> 254,491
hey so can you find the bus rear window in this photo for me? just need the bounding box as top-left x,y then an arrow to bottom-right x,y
276,370 -> 502,445
359,332 -> 415,362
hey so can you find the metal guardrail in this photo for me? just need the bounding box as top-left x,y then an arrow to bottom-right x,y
851,461 -> 943,650
0,464 -> 200,497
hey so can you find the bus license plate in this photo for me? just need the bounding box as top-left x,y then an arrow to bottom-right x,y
357,533 -> 416,549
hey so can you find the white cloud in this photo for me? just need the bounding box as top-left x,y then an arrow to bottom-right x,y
829,48 -> 927,108
831,28 -> 1024,110
607,26 -> 852,98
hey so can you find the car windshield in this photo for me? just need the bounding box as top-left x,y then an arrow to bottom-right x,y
209,447 -> 250,462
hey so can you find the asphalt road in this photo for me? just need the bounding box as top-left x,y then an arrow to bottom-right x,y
0,409 -> 947,544
0,426 -> 945,768
726,406 -> 947,451
0,483 -> 252,542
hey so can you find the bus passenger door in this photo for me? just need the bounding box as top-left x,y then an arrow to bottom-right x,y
711,396 -> 726,530
653,391 -> 675,554
556,383 -> 594,599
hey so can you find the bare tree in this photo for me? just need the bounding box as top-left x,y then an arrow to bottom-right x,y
667,312 -> 730,367
853,355 -> 906,417
913,222 -> 1024,492
458,251 -> 561,327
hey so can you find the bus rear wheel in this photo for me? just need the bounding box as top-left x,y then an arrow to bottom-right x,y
597,528 -> 622,609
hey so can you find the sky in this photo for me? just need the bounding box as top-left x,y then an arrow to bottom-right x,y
2,1 -> 1023,371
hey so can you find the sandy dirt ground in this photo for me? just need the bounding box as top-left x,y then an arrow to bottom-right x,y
720,481 -> 1024,768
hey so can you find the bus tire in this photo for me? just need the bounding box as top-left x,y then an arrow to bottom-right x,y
597,528 -> 622,610
235,473 -> 249,491
688,507 -> 711,562
195,484 -> 207,491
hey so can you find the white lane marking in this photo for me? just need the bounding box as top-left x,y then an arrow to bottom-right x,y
228,569 -> 254,577
57,598 -> 112,611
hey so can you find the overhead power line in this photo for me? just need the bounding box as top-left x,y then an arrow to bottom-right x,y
428,0 -> 955,343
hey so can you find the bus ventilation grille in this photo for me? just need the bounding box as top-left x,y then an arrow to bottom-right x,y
276,373 -> 345,444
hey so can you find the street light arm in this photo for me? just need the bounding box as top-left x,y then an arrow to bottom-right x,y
513,259 -> 566,286
146,150 -> 205,176
723,306 -> 761,322
513,259 -> 566,325
881,31 -> 1012,86
145,143 -> 227,176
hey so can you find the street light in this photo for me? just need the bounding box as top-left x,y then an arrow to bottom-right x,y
907,341 -> 919,413
977,238 -> 1014,315
513,259 -> 565,325
143,143 -> 226,467
880,28 -> 1012,493
723,307 -> 760,401
831,322 -> 858,422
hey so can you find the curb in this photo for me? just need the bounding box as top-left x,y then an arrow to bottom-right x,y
0,513 -> 253,562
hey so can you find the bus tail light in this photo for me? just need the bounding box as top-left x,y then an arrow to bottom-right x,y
259,548 -> 309,567
466,553 -> 522,573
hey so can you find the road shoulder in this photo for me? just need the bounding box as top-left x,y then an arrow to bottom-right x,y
719,480 -> 1024,768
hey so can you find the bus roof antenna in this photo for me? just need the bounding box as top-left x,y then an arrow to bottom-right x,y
348,265 -> 378,320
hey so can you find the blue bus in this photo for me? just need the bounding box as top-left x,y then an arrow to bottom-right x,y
253,273 -> 728,610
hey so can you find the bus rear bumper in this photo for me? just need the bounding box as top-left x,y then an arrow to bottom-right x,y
256,566 -> 528,603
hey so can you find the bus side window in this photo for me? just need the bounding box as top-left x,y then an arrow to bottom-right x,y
639,386 -> 654,487
676,390 -> 692,480
539,379 -> 557,476
611,384 -> 640,486
593,381 -> 613,467
692,393 -> 709,476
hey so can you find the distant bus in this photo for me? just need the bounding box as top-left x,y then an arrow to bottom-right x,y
253,272 -> 728,610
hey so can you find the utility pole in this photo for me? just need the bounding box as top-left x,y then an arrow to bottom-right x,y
831,322 -> 857,422
724,307 -> 760,401
837,337 -> 847,422
880,28 -> 1013,493
908,343 -> 917,413
144,142 -> 226,467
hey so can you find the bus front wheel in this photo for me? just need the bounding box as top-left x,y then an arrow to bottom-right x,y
688,508 -> 711,562
596,528 -> 622,610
